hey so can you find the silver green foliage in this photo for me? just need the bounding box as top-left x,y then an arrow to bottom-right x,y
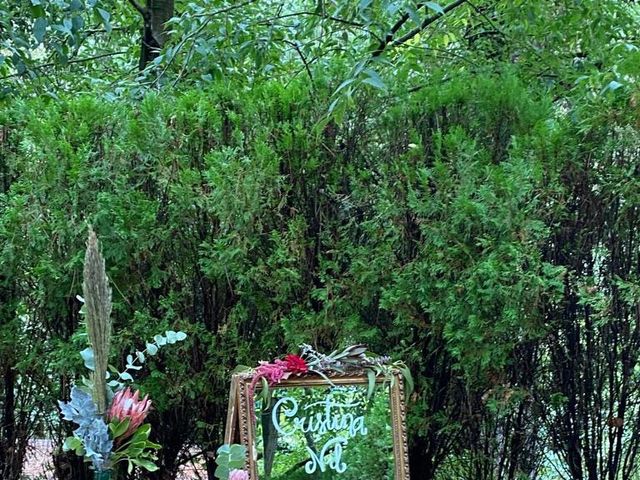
214,443 -> 247,480
59,387 -> 113,471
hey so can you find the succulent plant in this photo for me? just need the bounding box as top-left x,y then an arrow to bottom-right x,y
59,387 -> 113,470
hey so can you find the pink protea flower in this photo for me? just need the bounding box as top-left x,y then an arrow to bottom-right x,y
229,469 -> 249,480
107,387 -> 151,440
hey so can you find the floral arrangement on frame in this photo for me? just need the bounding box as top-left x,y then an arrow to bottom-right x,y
58,230 -> 187,479
214,343 -> 412,480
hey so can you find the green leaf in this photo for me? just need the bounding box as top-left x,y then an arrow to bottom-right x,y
398,365 -> 414,396
229,443 -> 246,459
386,2 -> 401,15
214,465 -> 229,479
131,423 -> 151,440
71,15 -> 83,33
175,331 -> 187,341
229,458 -> 245,469
425,1 -> 445,15
109,418 -> 131,439
30,3 -> 45,17
328,96 -> 342,114
131,458 -> 159,471
33,17 -> 47,43
97,8 -> 111,34
146,342 -> 158,355
406,6 -> 421,27
165,330 -> 177,344
334,77 -> 356,95
63,436 -> 82,452
80,348 -> 95,371
119,371 -> 134,382
260,376 -> 271,408
602,80 -> 623,94
362,68 -> 387,90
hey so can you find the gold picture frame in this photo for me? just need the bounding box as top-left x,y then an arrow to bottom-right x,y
224,371 -> 411,479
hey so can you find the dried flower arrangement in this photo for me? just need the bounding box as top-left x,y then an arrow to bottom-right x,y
58,229 -> 187,478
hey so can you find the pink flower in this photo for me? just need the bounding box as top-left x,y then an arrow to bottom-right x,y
283,354 -> 308,374
229,469 -> 249,480
249,360 -> 289,403
107,387 -> 151,440
249,353 -> 308,395
255,360 -> 288,384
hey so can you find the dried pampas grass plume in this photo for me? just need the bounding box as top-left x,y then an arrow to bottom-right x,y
83,227 -> 112,414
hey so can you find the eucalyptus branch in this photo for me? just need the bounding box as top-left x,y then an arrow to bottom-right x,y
110,331 -> 187,386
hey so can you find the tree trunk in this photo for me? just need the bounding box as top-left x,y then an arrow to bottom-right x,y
134,0 -> 175,70
0,127 -> 23,480
0,366 -> 17,480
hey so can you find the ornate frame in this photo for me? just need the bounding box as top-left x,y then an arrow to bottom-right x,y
225,371 -> 410,479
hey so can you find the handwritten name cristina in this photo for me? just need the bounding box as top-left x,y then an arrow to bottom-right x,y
272,396 -> 368,438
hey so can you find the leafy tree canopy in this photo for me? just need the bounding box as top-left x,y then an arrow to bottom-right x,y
3,0 -> 638,109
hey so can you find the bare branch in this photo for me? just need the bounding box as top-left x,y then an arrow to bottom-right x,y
127,0 -> 148,19
465,0 -> 505,36
373,0 -> 468,57
257,11 -> 381,42
191,0 -> 258,18
257,11 -> 366,29
284,40 -> 315,89
373,2 -> 428,56
0,51 -> 129,81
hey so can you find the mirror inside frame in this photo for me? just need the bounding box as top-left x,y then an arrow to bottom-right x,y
233,373 -> 410,480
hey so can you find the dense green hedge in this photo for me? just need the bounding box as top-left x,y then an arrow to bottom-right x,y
2,74 -> 639,479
